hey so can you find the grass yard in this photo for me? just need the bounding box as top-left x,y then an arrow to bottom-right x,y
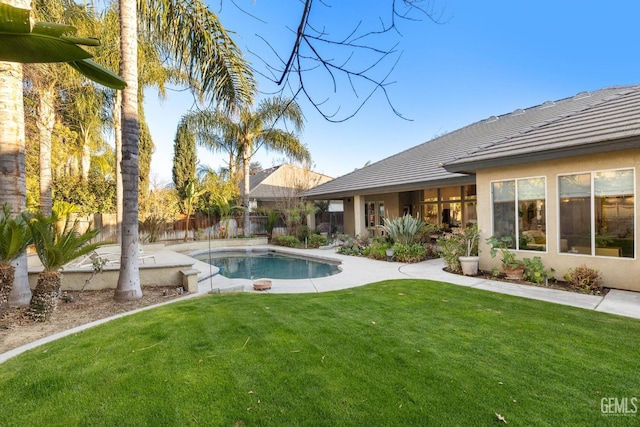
1,279 -> 639,426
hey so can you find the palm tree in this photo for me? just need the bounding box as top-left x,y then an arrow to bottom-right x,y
1,0 -> 35,306
0,1 -> 125,305
27,210 -> 102,321
114,0 -> 255,301
29,0 -> 104,215
0,204 -> 32,311
116,0 -> 142,301
181,110 -> 243,179
180,97 -> 310,237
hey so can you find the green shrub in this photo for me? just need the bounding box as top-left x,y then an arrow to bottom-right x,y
436,225 -> 480,273
275,235 -> 300,248
522,256 -> 554,284
308,234 -> 327,248
368,237 -> 392,260
437,233 -> 464,273
336,234 -> 368,256
415,222 -> 439,244
486,235 -> 522,270
392,243 -> 427,263
564,264 -> 603,294
338,246 -> 365,256
296,225 -> 311,241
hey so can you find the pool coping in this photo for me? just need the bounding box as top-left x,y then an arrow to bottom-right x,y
193,245 -> 413,294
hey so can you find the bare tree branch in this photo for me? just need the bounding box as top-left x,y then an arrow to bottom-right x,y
234,0 -> 448,122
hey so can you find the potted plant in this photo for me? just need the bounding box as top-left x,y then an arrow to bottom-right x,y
458,224 -> 480,276
486,235 -> 524,280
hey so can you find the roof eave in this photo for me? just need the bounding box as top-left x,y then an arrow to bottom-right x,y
444,136 -> 640,173
303,175 -> 475,199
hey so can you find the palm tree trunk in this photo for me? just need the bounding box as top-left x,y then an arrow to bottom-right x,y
29,270 -> 61,322
114,91 -> 123,244
115,0 -> 142,302
0,39 -> 31,306
37,84 -> 55,216
242,144 -> 251,237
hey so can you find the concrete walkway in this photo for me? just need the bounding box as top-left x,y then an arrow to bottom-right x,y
2,245 -> 639,363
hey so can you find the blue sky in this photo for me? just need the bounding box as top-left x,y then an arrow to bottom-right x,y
144,0 -> 640,185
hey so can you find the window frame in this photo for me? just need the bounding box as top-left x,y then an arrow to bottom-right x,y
557,167 -> 636,259
490,176 -> 548,252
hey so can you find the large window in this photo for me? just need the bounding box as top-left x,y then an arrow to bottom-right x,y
491,177 -> 546,251
420,185 -> 476,229
559,169 -> 634,258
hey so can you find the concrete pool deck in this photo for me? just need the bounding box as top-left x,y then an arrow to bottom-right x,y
2,243 -> 639,363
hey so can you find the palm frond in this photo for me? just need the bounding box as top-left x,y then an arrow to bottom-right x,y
261,129 -> 311,163
0,204 -> 32,264
138,0 -> 255,109
27,212 -> 102,272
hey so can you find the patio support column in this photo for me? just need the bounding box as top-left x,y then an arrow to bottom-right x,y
353,195 -> 365,236
306,200 -> 316,231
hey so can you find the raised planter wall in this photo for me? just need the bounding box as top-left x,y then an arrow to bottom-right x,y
28,263 -> 194,291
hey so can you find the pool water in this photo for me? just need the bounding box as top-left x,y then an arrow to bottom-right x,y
195,251 -> 341,280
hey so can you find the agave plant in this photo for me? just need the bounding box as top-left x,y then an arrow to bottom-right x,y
383,214 -> 426,245
0,204 -> 32,309
27,212 -> 102,322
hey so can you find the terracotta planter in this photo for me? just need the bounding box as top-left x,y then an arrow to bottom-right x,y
503,266 -> 524,280
253,279 -> 272,291
459,256 -> 479,276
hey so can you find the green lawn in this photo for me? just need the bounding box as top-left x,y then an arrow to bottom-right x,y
1,280 -> 639,426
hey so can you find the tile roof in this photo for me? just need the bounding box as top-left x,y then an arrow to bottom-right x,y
445,85 -> 640,172
243,164 -> 333,200
305,85 -> 640,198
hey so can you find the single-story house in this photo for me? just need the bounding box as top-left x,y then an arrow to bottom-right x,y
242,163 -> 333,211
304,85 -> 640,292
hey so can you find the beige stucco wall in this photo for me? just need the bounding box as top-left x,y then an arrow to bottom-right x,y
364,193 -> 401,218
341,193 -> 404,236
343,197 -> 356,235
476,148 -> 640,291
265,164 -> 333,189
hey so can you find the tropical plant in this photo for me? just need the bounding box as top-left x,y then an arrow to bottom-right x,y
383,214 -> 426,245
522,256 -> 554,285
460,224 -> 480,257
115,0 -> 143,302
264,209 -> 282,239
437,232 -> 464,273
0,205 -> 32,310
27,211 -> 102,321
486,235 -> 522,270
0,1 -> 124,305
179,97 -> 309,238
114,0 -> 256,301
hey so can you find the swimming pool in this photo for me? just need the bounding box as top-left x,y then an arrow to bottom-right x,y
194,250 -> 341,280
